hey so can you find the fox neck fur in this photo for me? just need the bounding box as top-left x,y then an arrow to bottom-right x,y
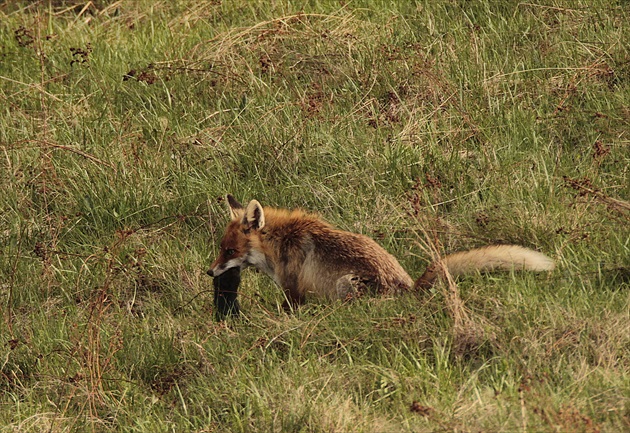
209,195 -> 555,306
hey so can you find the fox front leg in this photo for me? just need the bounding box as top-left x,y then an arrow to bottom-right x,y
281,293 -> 305,311
280,275 -> 306,311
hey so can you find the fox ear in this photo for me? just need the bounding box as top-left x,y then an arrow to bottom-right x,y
227,194 -> 244,220
243,200 -> 265,231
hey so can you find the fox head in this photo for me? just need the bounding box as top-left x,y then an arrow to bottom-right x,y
207,195 -> 267,277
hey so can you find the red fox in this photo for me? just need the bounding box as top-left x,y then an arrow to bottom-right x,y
208,195 -> 555,307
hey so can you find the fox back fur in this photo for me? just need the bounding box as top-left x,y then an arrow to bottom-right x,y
208,195 -> 555,306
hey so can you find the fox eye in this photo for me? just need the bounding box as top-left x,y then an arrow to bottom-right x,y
225,248 -> 236,257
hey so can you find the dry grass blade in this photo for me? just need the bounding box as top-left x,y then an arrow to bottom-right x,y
564,176 -> 630,218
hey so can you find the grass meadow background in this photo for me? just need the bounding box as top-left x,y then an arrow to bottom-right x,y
1,0 -> 629,431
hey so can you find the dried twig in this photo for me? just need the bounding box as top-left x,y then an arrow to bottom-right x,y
564,176 -> 630,218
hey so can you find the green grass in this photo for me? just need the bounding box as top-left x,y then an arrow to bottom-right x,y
1,0 -> 628,431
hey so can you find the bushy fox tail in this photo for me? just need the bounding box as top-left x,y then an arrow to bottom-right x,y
415,245 -> 555,289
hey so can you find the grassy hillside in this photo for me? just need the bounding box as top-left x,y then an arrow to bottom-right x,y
1,1 -> 628,431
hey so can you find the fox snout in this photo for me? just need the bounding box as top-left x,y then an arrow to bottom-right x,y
207,265 -> 226,277
207,260 -> 239,278
207,257 -> 229,277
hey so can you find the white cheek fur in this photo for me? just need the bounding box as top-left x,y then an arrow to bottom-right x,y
246,249 -> 279,284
